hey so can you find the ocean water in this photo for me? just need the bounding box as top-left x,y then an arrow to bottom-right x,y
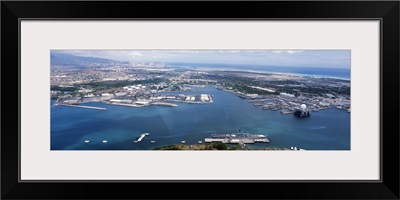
51,86 -> 350,150
168,63 -> 350,80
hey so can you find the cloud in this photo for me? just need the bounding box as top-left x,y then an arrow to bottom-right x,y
53,50 -> 350,68
129,52 -> 144,57
220,50 -> 241,53
149,55 -> 168,59
273,50 -> 304,54
287,50 -> 304,54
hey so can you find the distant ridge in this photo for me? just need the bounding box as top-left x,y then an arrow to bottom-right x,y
50,52 -> 123,66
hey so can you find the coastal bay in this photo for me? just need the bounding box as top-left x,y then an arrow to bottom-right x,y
51,86 -> 350,150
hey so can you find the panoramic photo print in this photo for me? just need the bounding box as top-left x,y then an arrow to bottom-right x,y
50,50 -> 351,150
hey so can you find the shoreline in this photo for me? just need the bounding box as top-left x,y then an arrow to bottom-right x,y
168,65 -> 350,81
152,143 -> 289,151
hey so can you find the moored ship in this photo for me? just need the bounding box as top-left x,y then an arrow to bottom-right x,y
204,132 -> 269,144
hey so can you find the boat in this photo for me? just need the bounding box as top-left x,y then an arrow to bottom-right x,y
151,140 -> 155,143
198,141 -> 202,144
102,140 -> 108,143
84,140 -> 90,143
294,105 -> 310,117
181,141 -> 186,144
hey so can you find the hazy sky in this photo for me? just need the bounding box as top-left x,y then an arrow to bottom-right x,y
55,50 -> 350,69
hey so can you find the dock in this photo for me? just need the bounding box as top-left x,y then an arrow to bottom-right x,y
60,104 -> 107,110
106,102 -> 145,107
151,102 -> 178,107
205,133 -> 270,144
280,110 -> 294,115
134,133 -> 149,143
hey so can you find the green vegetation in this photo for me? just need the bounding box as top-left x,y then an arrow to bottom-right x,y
152,142 -> 288,150
80,79 -> 147,89
72,78 -> 167,92
50,85 -> 81,99
296,85 -> 350,96
232,85 -> 278,95
208,142 -> 228,150
50,85 -> 78,92
203,72 -> 350,96
153,145 -> 180,150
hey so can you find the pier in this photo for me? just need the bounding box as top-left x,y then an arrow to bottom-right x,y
205,133 -> 270,144
280,110 -> 294,115
105,102 -> 145,107
134,133 -> 149,143
60,104 -> 107,110
151,102 -> 178,107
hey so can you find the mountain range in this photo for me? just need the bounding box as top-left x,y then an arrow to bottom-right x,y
50,52 -> 122,66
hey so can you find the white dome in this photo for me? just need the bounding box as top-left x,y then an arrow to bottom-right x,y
300,104 -> 307,111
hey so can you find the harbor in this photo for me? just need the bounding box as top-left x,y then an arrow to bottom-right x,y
51,86 -> 350,150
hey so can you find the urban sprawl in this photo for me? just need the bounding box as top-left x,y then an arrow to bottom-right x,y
51,61 -> 351,114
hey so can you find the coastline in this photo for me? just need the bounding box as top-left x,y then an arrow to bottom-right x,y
167,63 -> 350,81
209,68 -> 350,81
152,143 -> 289,151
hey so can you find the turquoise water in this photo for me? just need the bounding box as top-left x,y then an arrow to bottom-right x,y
168,63 -> 350,80
51,86 -> 350,150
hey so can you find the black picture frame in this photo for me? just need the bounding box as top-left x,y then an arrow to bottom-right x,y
2,1 -> 399,199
